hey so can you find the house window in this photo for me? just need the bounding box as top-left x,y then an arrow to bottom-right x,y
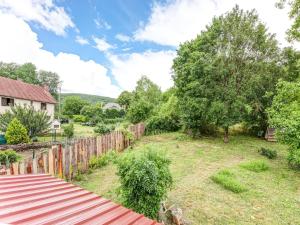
1,97 -> 14,106
41,103 -> 47,110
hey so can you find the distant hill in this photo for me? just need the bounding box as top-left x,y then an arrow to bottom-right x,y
61,93 -> 115,104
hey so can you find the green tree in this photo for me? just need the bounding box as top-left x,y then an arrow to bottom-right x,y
15,63 -> 39,84
38,70 -> 60,99
134,76 -> 161,105
117,91 -> 133,110
116,147 -> 173,219
80,103 -> 103,123
173,6 -> 281,142
127,99 -> 153,123
5,118 -> 30,144
0,105 -> 51,138
63,96 -> 88,117
277,0 -> 300,41
268,80 -> 300,168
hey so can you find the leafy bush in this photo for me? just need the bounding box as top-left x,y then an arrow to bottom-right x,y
94,123 -> 115,134
0,105 -> 51,137
5,118 -> 30,144
104,109 -> 125,119
211,170 -> 247,193
73,115 -> 87,123
259,147 -> 277,159
240,160 -> 269,172
0,149 -> 21,166
103,118 -> 124,124
89,151 -> 117,169
116,146 -> 173,219
146,115 -> 180,134
127,99 -> 154,124
287,149 -> 300,170
63,123 -> 74,138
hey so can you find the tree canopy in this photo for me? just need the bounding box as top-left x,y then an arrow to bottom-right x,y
173,6 -> 281,142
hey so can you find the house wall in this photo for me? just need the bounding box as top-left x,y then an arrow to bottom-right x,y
0,96 -> 55,120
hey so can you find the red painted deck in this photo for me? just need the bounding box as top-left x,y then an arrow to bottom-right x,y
0,174 -> 161,225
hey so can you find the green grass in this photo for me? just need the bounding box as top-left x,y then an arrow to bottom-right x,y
74,133 -> 300,225
211,169 -> 247,193
240,160 -> 269,172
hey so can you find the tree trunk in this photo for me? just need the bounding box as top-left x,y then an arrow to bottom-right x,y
224,126 -> 229,143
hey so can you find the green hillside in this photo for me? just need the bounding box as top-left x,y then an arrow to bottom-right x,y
61,93 -> 115,104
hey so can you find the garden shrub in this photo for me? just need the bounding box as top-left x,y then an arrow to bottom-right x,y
259,147 -> 277,159
73,115 -> 87,123
116,146 -> 173,219
94,123 -> 115,134
5,118 -> 30,144
211,170 -> 247,193
0,149 -> 21,166
240,160 -> 269,172
287,149 -> 300,169
146,115 -> 180,134
89,151 -> 117,169
63,123 -> 74,138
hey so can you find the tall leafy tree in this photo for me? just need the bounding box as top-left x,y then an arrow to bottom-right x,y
15,63 -> 39,84
117,91 -> 133,110
277,0 -> 300,41
38,70 -> 60,99
62,96 -> 89,116
173,6 -> 281,142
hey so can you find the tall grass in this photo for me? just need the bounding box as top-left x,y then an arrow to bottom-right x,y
240,160 -> 269,172
211,170 -> 247,193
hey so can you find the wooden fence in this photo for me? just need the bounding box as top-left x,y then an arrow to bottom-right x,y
0,123 -> 145,179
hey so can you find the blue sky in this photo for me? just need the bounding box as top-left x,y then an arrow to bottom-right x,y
0,0 -> 295,97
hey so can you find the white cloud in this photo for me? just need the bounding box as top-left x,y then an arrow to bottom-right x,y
0,0 -> 75,36
134,0 -> 296,48
0,12 -> 120,97
115,33 -> 131,42
108,50 -> 176,91
94,18 -> 111,30
75,36 -> 89,45
93,37 -> 113,52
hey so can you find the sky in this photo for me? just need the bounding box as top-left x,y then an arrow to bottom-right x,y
0,0 -> 296,97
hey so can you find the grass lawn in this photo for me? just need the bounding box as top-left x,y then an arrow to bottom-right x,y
74,132 -> 300,225
37,123 -> 95,142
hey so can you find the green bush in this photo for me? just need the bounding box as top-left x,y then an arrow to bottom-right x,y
5,118 -> 30,144
63,123 -> 74,138
116,146 -> 173,219
89,151 -> 117,169
211,170 -> 247,193
73,115 -> 87,123
240,160 -> 269,172
94,123 -> 115,134
146,115 -> 180,134
0,105 -> 51,137
0,149 -> 21,166
287,149 -> 300,170
259,147 -> 277,159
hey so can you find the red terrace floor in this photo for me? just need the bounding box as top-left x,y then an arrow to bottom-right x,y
0,174 -> 161,225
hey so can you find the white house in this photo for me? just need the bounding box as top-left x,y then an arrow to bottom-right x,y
103,102 -> 122,110
0,76 -> 56,120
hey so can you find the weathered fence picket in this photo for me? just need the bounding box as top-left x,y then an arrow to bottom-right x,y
1,123 -> 145,179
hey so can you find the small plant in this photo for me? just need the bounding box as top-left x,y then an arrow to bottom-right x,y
116,146 -> 173,219
0,149 -> 21,166
287,149 -> 300,170
240,160 -> 269,172
259,147 -> 277,159
211,169 -> 247,193
94,123 -> 115,134
5,118 -> 30,144
89,151 -> 118,169
63,123 -> 74,139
